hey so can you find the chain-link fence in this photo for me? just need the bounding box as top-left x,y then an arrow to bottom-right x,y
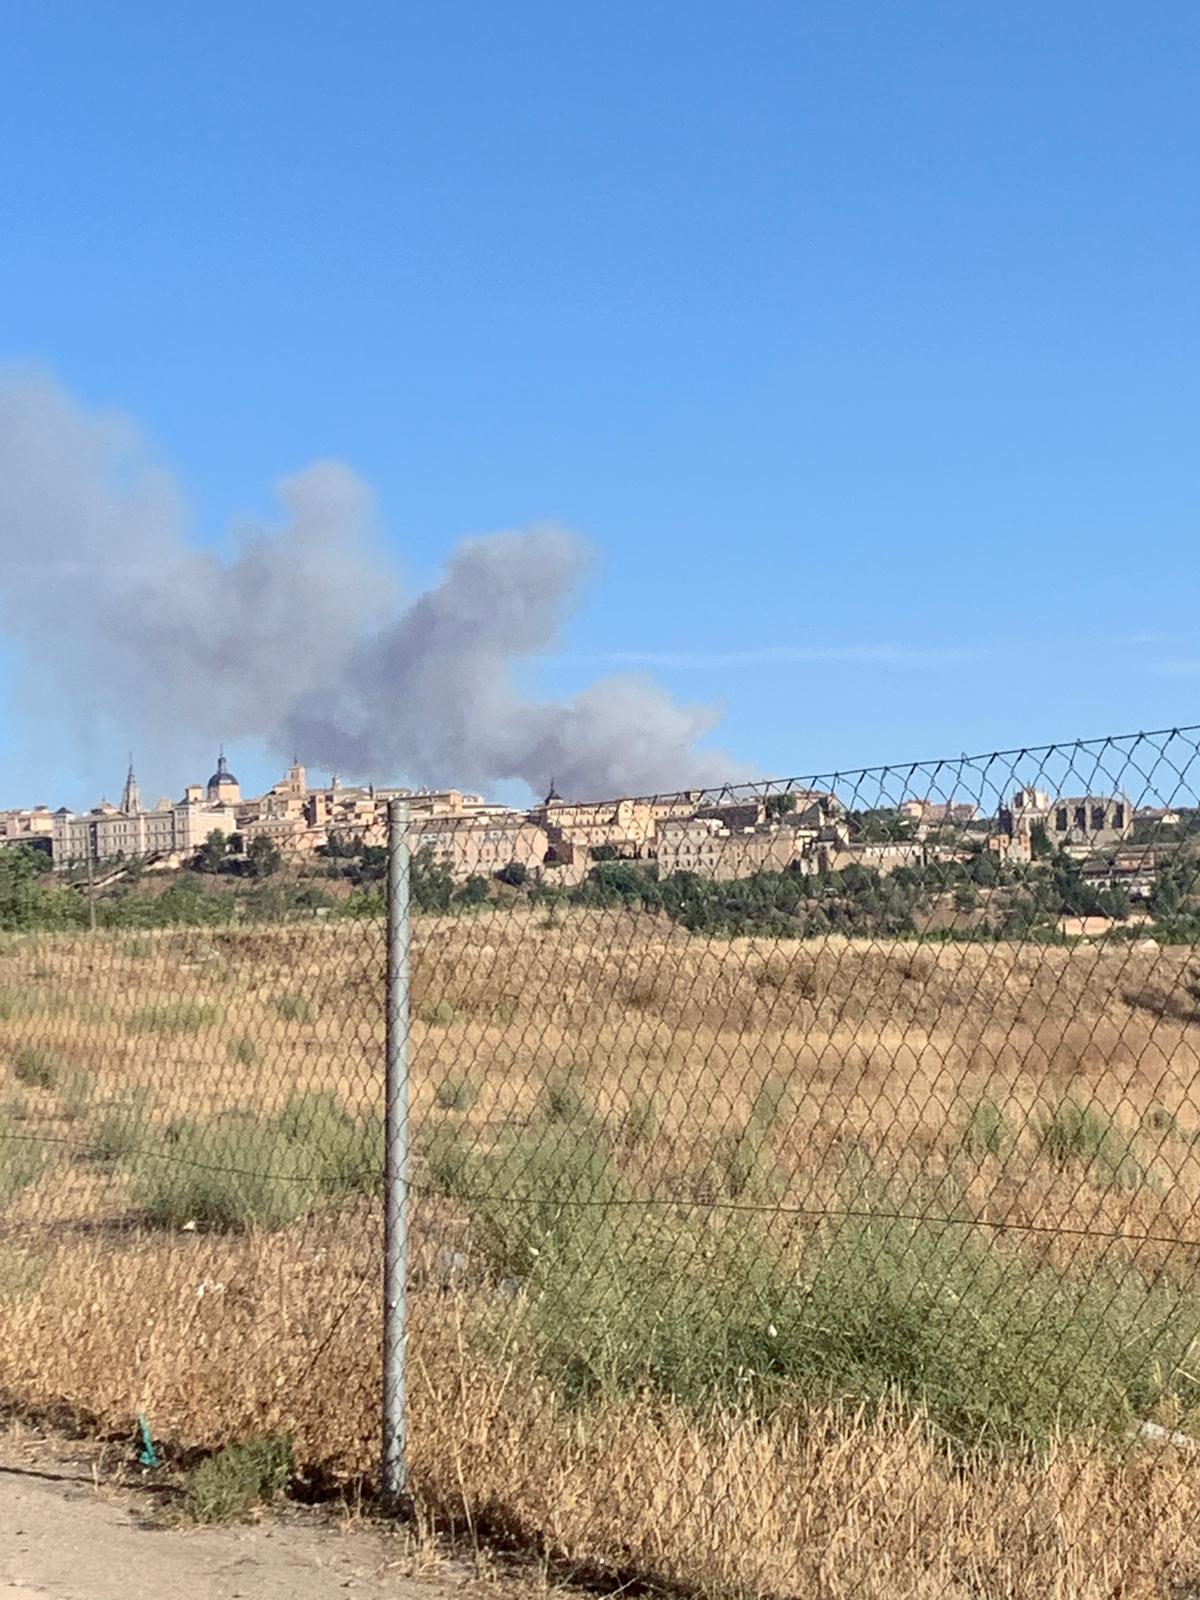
5,726 -> 1200,1596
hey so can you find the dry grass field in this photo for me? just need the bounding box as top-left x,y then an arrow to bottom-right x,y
3,910 -> 1200,1597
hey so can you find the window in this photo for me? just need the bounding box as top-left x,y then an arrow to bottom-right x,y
1091,805 -> 1106,833
1074,805 -> 1087,830
1056,808 -> 1069,832
1114,805 -> 1125,830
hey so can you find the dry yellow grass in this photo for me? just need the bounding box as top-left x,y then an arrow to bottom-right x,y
2,911 -> 1200,1597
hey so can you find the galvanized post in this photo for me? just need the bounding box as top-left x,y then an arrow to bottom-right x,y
383,798 -> 411,1506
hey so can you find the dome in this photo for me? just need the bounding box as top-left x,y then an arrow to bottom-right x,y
208,753 -> 238,789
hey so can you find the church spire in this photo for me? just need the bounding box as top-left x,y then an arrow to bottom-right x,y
121,755 -> 141,815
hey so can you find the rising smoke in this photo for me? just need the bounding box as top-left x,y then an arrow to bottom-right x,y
0,374 -> 740,800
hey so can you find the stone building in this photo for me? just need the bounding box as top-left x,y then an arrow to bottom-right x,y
898,798 -> 979,826
51,758 -> 236,868
1000,786 -> 1132,854
0,807 -> 55,849
206,753 -> 241,807
411,814 -> 552,881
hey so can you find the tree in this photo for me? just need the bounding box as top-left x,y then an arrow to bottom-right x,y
245,836 -> 283,879
192,830 -> 231,874
496,861 -> 528,887
411,847 -> 454,911
847,809 -> 916,844
765,793 -> 797,820
346,845 -> 388,885
456,874 -> 490,906
954,884 -> 980,913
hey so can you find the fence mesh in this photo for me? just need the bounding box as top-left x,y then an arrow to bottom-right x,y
5,726 -> 1200,1596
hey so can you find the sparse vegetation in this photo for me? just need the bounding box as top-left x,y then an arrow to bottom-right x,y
1,918 -> 1200,1596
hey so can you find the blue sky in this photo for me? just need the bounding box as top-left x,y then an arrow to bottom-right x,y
0,2 -> 1197,806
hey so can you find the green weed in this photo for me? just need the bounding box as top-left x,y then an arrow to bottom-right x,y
87,1104 -> 151,1166
455,1143 -> 1200,1452
622,1090 -> 660,1147
273,1093 -> 382,1199
0,1116 -> 44,1207
538,1074 -> 590,1125
184,1435 -> 293,1523
435,1075 -> 477,1111
133,1001 -> 222,1034
964,1097 -> 1010,1155
273,993 -> 314,1024
12,1046 -> 57,1089
1040,1097 -> 1143,1187
423,1124 -> 472,1196
419,999 -> 457,1027
132,1116 -> 317,1231
58,1068 -> 95,1122
715,1121 -> 780,1200
749,1075 -> 793,1129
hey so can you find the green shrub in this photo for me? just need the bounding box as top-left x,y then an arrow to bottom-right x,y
184,1435 -> 293,1523
418,999 -> 456,1026
435,1075 -> 477,1111
964,1097 -> 1010,1155
273,994 -> 313,1024
715,1122 -> 780,1200
447,1124 -> 626,1281
423,1124 -> 472,1196
1143,1104 -> 1179,1139
467,1167 -> 1200,1452
228,1037 -> 258,1067
273,1093 -> 382,1198
538,1074 -> 590,1124
131,1116 -> 317,1230
622,1090 -> 660,1147
58,1068 -> 95,1122
749,1075 -> 793,1129
0,1116 -> 44,1207
133,1001 -> 221,1034
123,938 -> 152,959
87,1104 -> 152,1166
1040,1098 -> 1143,1187
12,1046 -> 57,1089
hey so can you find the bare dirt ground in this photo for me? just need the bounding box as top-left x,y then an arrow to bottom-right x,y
0,1430 -> 475,1600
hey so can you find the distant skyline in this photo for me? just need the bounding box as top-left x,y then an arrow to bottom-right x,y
0,3 -> 1198,808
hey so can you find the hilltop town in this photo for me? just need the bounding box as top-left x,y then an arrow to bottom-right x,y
0,755 -> 1190,917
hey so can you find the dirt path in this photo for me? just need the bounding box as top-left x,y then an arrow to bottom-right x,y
0,1435 -> 467,1600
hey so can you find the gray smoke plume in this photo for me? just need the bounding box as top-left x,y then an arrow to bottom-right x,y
0,374 -> 740,800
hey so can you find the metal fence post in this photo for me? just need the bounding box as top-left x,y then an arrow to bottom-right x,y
383,798 -> 411,1506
